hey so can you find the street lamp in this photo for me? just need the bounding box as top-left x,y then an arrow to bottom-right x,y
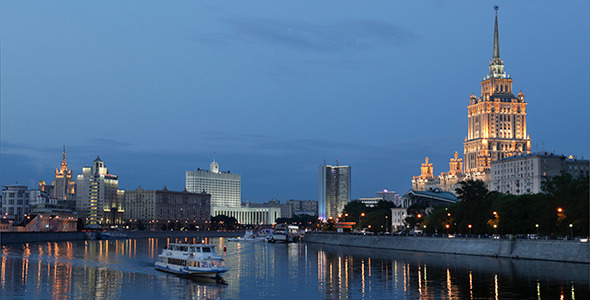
569,224 -> 573,237
445,224 -> 450,234
359,213 -> 365,230
493,224 -> 497,234
535,224 -> 539,235
468,224 -> 472,235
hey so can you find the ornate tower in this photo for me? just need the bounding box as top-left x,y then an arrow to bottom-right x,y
53,145 -> 76,200
464,7 -> 531,173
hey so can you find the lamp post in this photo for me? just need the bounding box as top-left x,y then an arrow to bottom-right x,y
359,213 -> 365,230
468,224 -> 472,236
569,224 -> 573,238
493,224 -> 497,235
445,224 -> 450,235
535,224 -> 539,236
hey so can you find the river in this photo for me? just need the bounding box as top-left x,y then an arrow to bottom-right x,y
1,236 -> 588,299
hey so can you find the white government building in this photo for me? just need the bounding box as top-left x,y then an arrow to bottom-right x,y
186,160 -> 241,211
211,206 -> 281,225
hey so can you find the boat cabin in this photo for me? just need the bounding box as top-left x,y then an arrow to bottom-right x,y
167,243 -> 214,254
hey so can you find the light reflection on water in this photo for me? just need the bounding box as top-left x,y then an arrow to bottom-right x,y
0,237 -> 588,299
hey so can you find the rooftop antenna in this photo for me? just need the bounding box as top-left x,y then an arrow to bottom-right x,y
213,151 -> 216,162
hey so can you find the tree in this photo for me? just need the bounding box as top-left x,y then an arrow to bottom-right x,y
542,174 -> 589,236
211,215 -> 238,230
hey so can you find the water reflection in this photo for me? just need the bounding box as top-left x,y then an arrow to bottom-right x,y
312,244 -> 589,299
0,238 -> 588,299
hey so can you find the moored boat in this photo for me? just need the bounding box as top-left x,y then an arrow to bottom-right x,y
227,230 -> 270,242
154,242 -> 228,277
98,230 -> 128,240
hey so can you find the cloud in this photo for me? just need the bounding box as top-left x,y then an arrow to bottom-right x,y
195,17 -> 417,52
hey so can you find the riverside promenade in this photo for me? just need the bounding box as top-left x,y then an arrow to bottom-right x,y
0,230 -> 243,244
303,232 -> 590,264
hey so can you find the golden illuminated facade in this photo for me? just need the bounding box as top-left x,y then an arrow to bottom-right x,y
464,9 -> 531,173
412,153 -> 466,193
412,158 -> 434,191
53,145 -> 76,200
413,8 -> 531,193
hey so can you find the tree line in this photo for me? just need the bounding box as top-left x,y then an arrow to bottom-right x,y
330,174 -> 588,236
416,174 -> 589,236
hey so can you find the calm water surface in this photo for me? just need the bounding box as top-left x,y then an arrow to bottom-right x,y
1,237 -> 588,299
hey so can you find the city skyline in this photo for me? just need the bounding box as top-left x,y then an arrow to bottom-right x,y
1,2 -> 588,202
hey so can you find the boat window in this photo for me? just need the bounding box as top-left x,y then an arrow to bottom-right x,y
180,246 -> 188,252
195,247 -> 201,253
202,247 -> 211,253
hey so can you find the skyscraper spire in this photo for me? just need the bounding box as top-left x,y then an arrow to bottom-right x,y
488,6 -> 506,79
493,6 -> 500,60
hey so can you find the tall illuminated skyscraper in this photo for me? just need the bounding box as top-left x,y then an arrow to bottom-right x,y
318,163 -> 350,221
53,145 -> 76,200
464,6 -> 531,172
76,156 -> 120,228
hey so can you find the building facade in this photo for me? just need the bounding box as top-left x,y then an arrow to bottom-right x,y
412,8 -> 530,193
53,146 -> 76,200
186,160 -> 241,210
212,206 -> 281,225
319,163 -> 351,221
491,153 -> 590,195
390,208 -> 408,232
287,199 -> 318,216
76,156 -> 121,228
243,200 -> 293,219
377,189 -> 402,207
464,8 -> 531,173
1,185 -> 30,224
124,187 -> 211,230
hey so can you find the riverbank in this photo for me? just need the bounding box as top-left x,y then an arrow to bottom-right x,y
0,230 -> 243,244
303,232 -> 590,264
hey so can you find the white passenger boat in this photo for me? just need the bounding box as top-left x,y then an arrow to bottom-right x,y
267,224 -> 300,243
154,242 -> 228,277
227,230 -> 270,242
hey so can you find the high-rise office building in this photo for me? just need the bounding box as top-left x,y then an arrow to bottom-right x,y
185,160 -> 241,210
464,7 -> 531,172
76,156 -> 121,228
319,163 -> 350,221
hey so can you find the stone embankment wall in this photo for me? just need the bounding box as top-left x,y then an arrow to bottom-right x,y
0,230 -> 243,244
303,233 -> 590,264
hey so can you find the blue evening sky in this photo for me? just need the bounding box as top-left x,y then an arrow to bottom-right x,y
1,1 -> 588,202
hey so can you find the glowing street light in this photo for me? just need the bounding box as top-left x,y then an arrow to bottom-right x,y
569,224 -> 573,237
468,224 -> 472,235
359,213 -> 365,230
535,224 -> 539,235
